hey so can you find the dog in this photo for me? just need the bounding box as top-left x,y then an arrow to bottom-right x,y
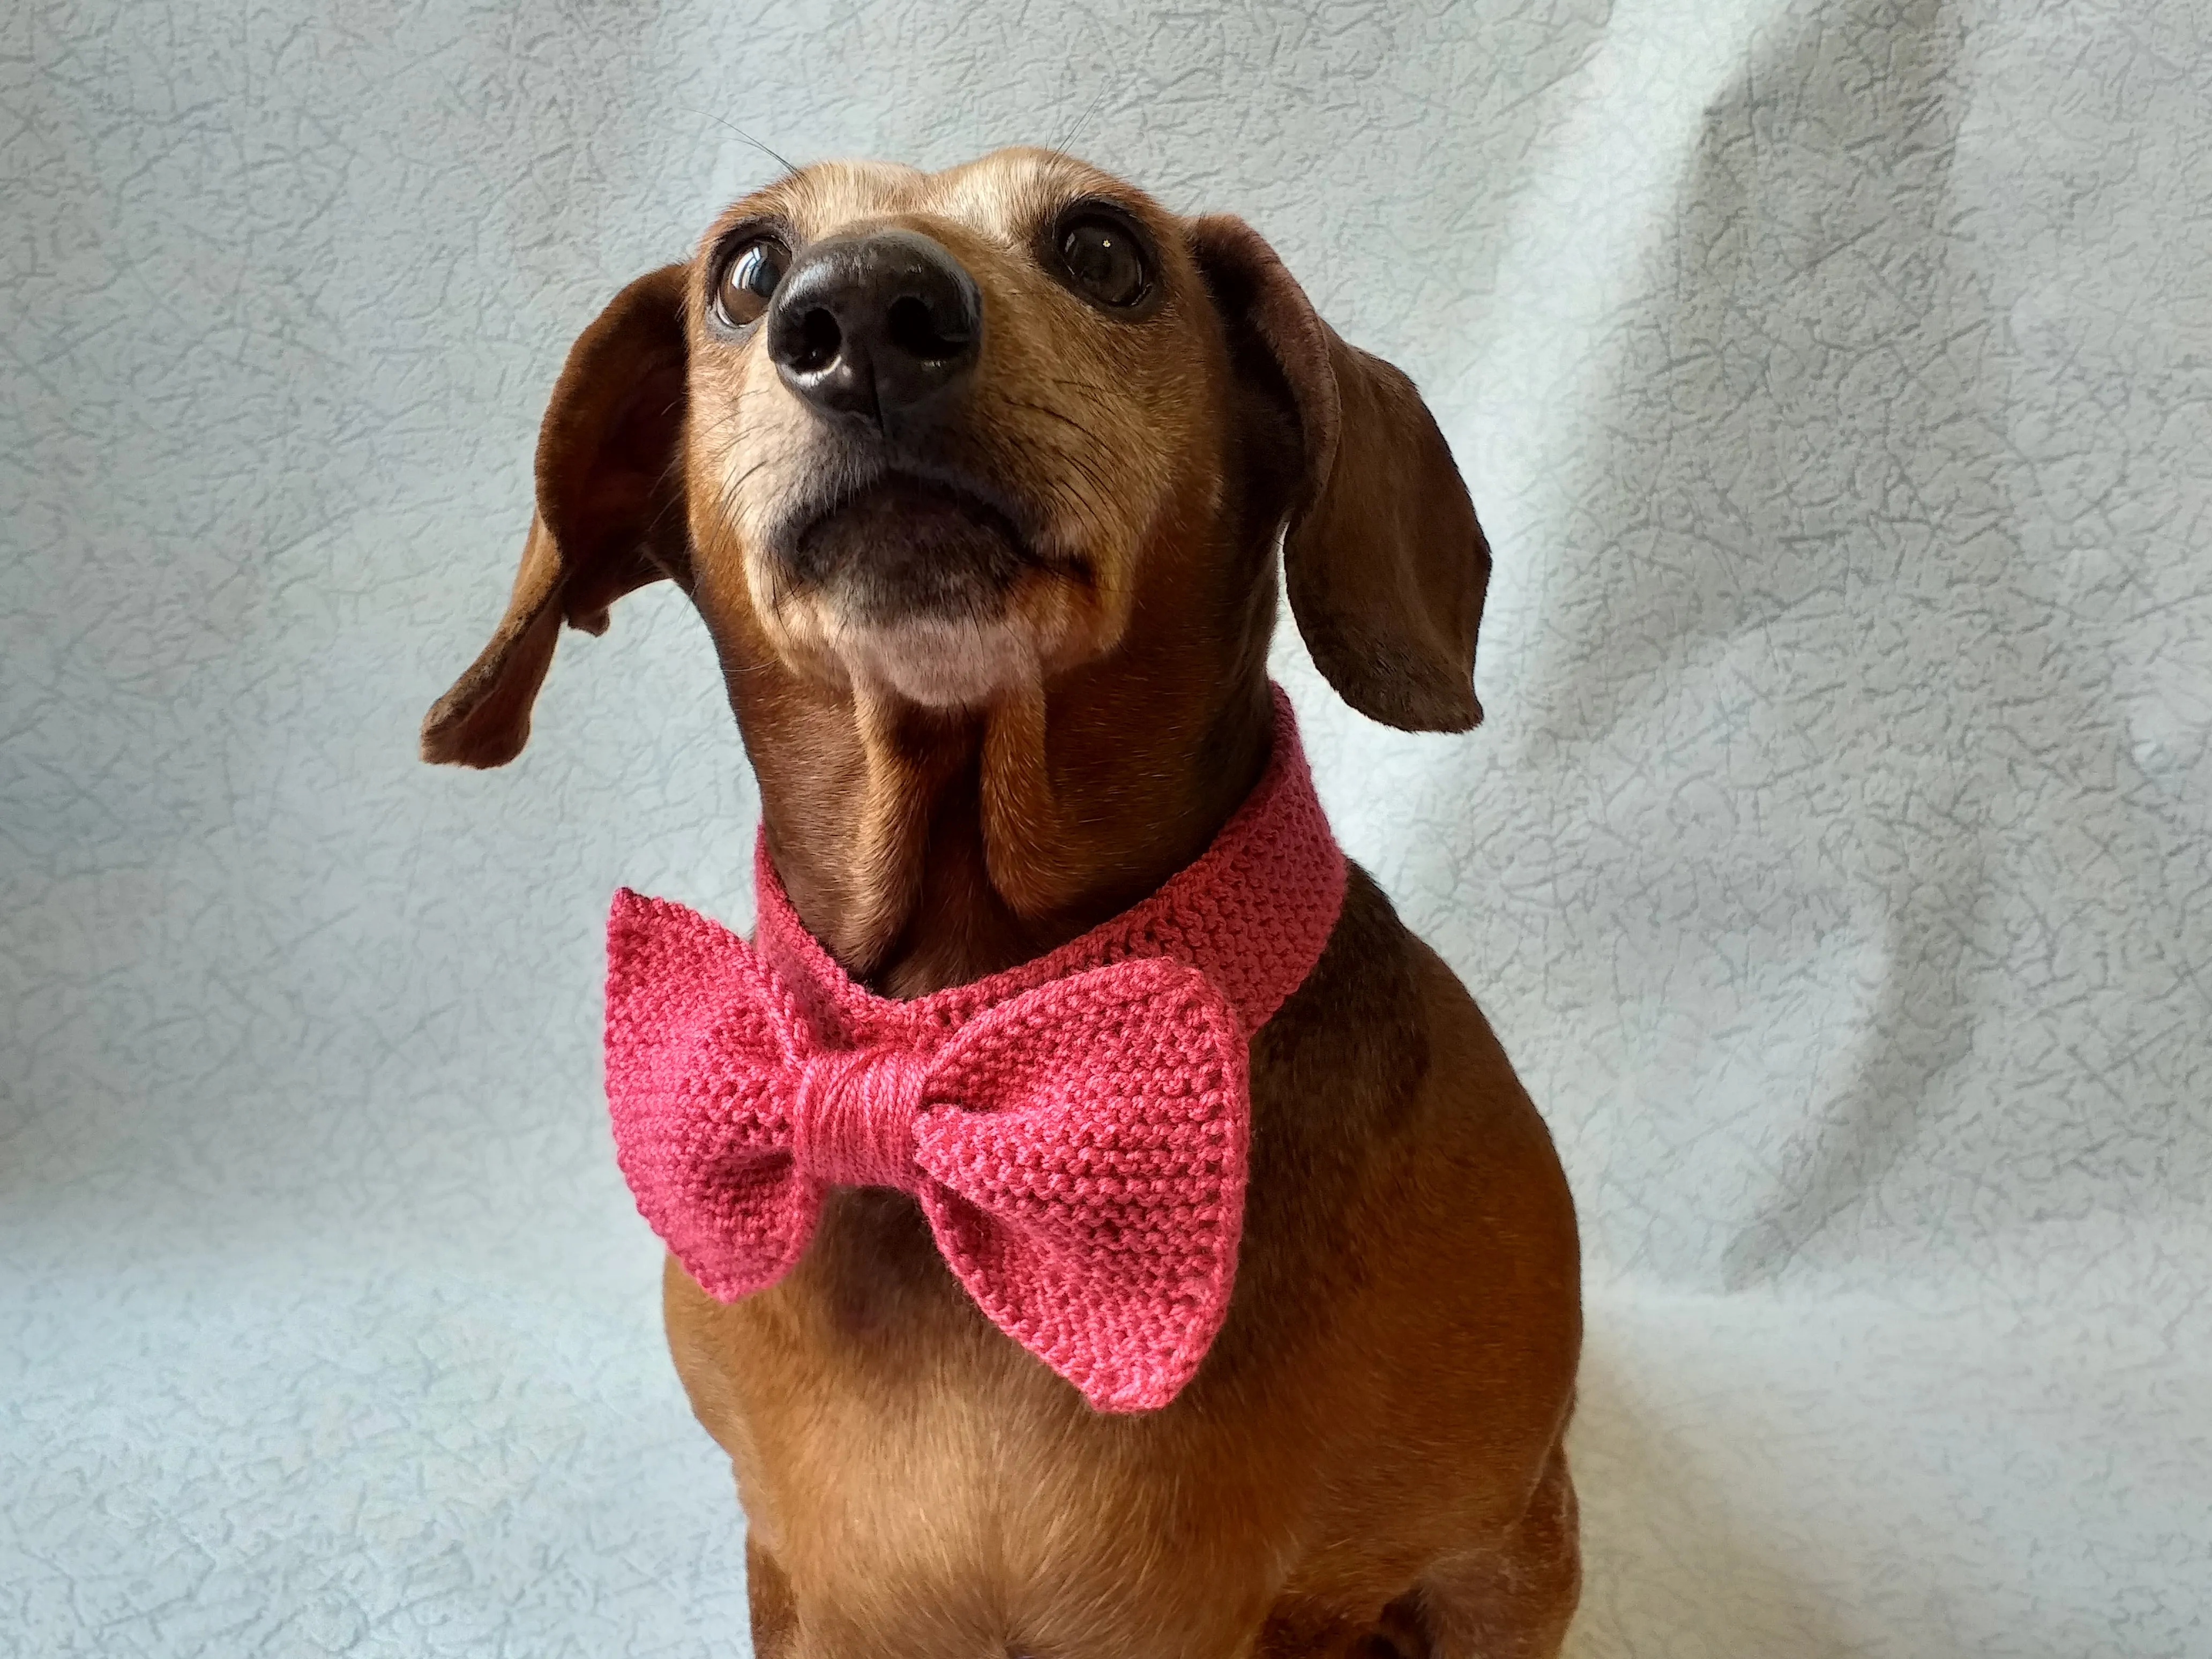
422,146 -> 1580,1659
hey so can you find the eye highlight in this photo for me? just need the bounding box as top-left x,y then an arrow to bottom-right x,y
1051,206 -> 1154,310
714,236 -> 789,328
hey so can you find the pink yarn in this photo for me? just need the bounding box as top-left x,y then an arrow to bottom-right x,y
602,686 -> 1347,1411
791,1049 -> 928,1190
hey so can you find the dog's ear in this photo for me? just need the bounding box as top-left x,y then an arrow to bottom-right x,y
421,264 -> 692,767
1188,215 -> 1490,732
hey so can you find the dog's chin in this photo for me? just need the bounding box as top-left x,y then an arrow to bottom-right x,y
767,473 -> 1078,708
785,474 -> 1034,625
836,615 -> 1045,708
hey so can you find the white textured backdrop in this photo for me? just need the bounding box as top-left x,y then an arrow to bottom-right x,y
5,2 -> 2208,1654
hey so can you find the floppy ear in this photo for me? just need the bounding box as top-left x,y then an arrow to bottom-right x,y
1187,215 -> 1490,732
421,264 -> 692,767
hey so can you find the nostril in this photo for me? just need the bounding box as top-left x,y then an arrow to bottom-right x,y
886,293 -> 972,364
790,307 -> 842,372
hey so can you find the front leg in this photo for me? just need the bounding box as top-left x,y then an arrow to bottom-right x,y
1411,1446 -> 1581,1659
747,1535 -> 800,1658
1253,1444 -> 1580,1659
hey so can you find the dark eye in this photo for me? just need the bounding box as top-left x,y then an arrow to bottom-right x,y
1056,212 -> 1150,308
714,237 -> 788,328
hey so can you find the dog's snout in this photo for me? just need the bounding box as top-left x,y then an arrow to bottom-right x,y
768,230 -> 982,427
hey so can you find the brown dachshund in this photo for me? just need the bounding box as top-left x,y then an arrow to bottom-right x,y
422,147 -> 1580,1659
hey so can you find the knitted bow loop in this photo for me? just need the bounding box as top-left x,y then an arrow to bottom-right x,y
604,888 -> 819,1300
912,956 -> 1250,1412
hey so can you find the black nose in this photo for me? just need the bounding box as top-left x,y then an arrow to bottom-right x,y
766,230 -> 982,427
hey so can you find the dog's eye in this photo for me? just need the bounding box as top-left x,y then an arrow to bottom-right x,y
715,238 -> 788,328
1057,214 -> 1149,308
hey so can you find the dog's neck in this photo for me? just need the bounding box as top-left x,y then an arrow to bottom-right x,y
744,665 -> 1275,999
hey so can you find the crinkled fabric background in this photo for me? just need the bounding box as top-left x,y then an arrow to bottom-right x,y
5,1 -> 2207,1654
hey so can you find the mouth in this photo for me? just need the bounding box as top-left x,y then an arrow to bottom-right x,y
778,471 -> 1056,624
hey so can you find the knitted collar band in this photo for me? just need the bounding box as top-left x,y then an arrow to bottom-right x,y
750,683 -> 1348,1048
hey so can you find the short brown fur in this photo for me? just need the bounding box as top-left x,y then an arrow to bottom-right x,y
424,148 -> 1580,1658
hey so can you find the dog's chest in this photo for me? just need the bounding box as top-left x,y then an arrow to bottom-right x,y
685,1202 -> 1302,1651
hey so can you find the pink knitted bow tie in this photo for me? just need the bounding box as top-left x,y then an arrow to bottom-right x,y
603,687 -> 1347,1411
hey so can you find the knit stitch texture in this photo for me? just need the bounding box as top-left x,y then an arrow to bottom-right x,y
603,686 -> 1347,1411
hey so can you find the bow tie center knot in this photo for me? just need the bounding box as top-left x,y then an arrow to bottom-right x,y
791,1046 -> 929,1191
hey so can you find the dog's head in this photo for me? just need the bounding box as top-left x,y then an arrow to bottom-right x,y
422,146 -> 1491,773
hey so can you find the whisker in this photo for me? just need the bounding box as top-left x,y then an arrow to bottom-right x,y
987,425 -> 1118,540
682,107 -> 799,178
1041,374 -> 1121,401
996,395 -> 1106,446
1054,82 -> 1111,158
